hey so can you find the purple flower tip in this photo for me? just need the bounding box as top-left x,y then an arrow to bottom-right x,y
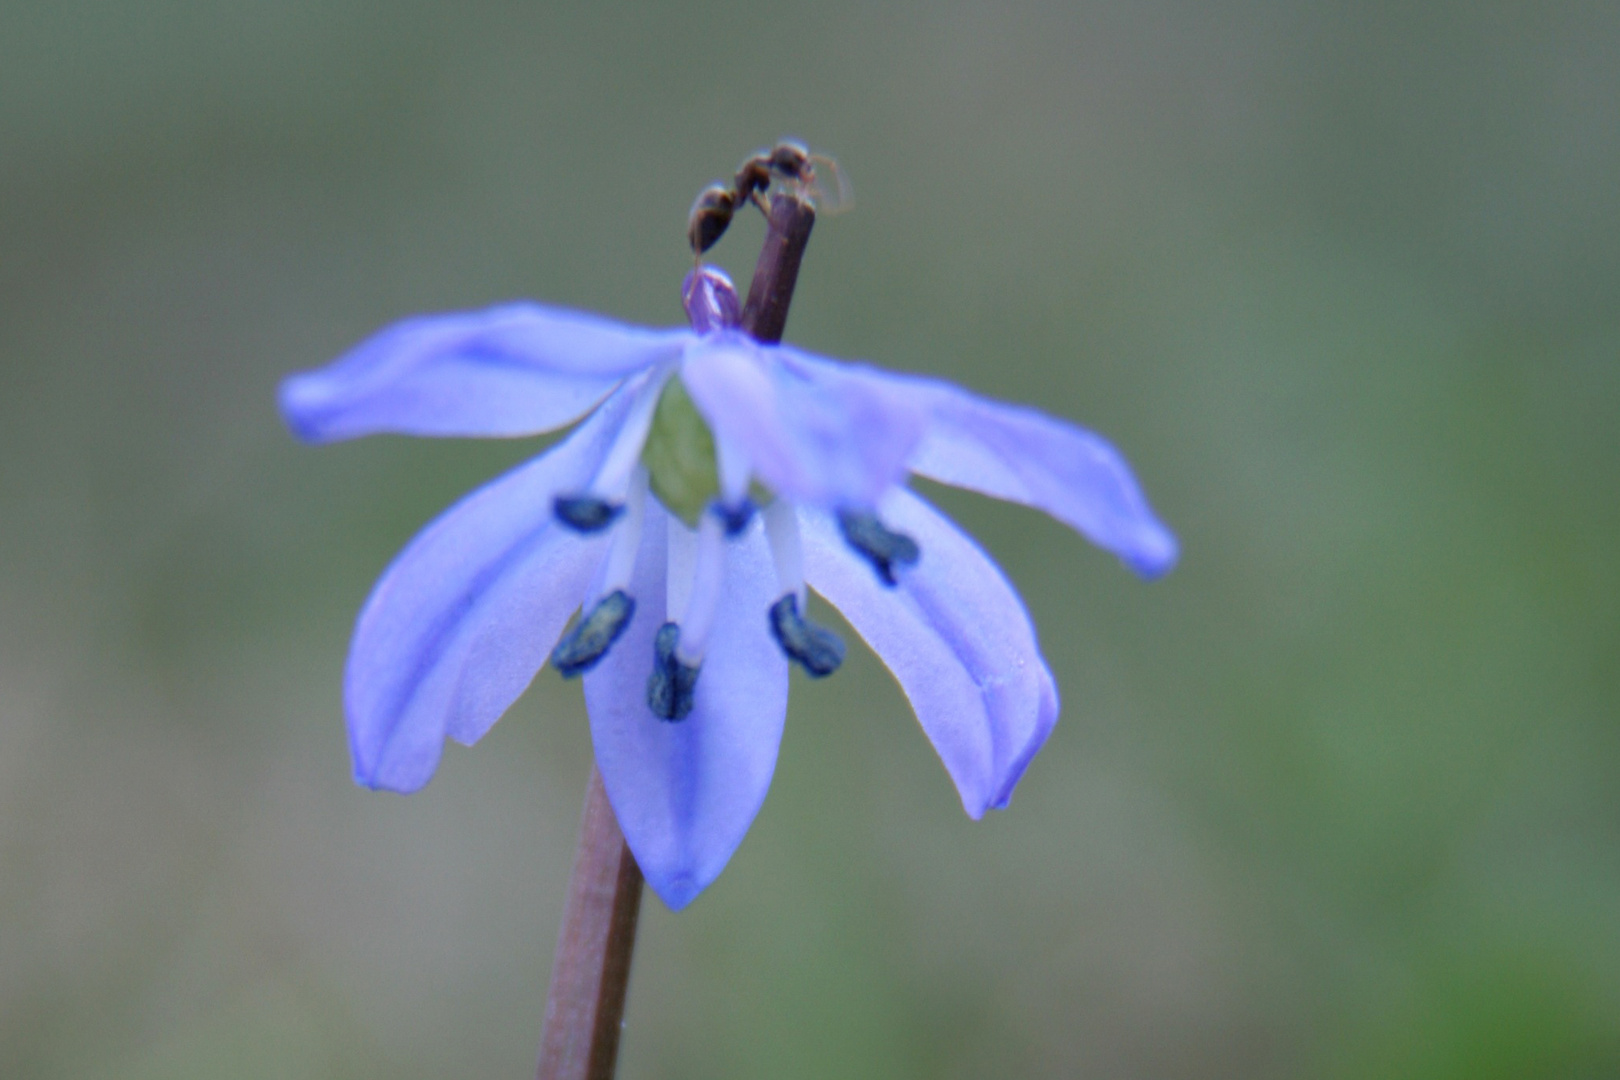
681,266 -> 740,333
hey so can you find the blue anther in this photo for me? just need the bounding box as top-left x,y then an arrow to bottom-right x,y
768,594 -> 845,677
550,590 -> 636,677
646,622 -> 701,721
711,497 -> 757,537
553,495 -> 624,533
836,509 -> 920,586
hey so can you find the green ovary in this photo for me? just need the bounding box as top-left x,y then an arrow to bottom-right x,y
642,377 -> 721,527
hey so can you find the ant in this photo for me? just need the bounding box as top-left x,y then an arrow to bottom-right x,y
686,140 -> 850,257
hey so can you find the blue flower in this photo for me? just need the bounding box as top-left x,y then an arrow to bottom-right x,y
280,267 -> 1176,909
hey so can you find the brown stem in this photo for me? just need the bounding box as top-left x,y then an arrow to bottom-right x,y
741,193 -> 817,344
535,185 -> 818,1080
536,766 -> 644,1080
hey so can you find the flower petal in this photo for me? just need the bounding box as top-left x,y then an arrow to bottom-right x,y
583,502 -> 789,910
778,352 -> 1178,579
281,303 -> 691,442
801,490 -> 1059,817
344,386 -> 639,793
679,336 -> 928,507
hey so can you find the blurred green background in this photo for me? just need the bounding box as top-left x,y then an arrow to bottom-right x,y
3,1 -> 1617,1077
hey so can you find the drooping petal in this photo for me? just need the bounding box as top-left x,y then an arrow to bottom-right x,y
679,335 -> 928,507
583,502 -> 789,910
281,303 -> 691,442
344,385 -> 640,793
801,490 -> 1059,817
778,350 -> 1178,579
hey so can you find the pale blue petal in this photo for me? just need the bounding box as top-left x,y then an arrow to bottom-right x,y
779,351 -> 1178,579
801,490 -> 1059,817
344,386 -> 639,793
679,336 -> 928,507
583,504 -> 789,910
281,303 -> 691,442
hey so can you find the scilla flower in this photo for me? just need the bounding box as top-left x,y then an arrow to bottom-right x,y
280,266 -> 1176,909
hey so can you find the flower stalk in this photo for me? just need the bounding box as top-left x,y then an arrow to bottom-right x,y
535,189 -> 819,1080
536,766 -> 644,1080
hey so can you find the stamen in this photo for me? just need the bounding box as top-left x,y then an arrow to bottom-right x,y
646,622 -> 700,721
551,370 -> 668,531
715,430 -> 752,506
673,514 -> 726,665
706,428 -> 757,536
591,467 -> 648,603
666,516 -> 697,624
553,495 -> 623,533
768,593 -> 845,677
551,590 -> 636,677
591,368 -> 671,496
710,497 -> 756,537
764,499 -> 806,607
837,508 -> 919,586
659,513 -> 725,707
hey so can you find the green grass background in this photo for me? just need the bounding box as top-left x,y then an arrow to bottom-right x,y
2,1 -> 1617,1076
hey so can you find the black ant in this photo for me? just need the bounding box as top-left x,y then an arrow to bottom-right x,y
686,140 -> 850,257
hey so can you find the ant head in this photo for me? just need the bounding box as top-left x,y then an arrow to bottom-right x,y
687,183 -> 736,255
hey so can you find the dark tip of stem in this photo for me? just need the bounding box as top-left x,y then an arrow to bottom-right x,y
740,193 -> 816,345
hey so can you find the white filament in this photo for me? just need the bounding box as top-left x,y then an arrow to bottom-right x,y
714,429 -> 752,508
590,367 -> 670,500
764,498 -> 805,606
669,512 -> 727,665
666,516 -> 696,623
588,466 -> 647,605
